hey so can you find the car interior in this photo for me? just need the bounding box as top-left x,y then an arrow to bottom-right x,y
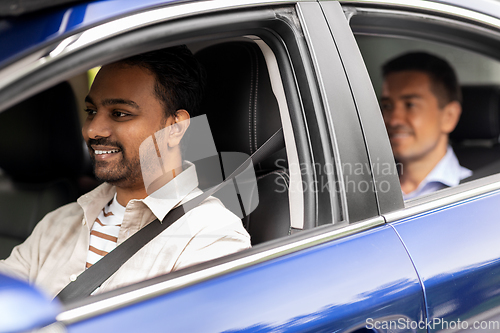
452,84 -> 500,181
0,38 -> 294,259
0,82 -> 85,258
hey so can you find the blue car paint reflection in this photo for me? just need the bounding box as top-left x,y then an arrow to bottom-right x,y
0,274 -> 60,332
394,189 -> 500,332
0,0 -> 178,67
67,225 -> 425,332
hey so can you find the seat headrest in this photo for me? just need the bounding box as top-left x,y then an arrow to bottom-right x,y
0,82 -> 84,183
195,42 -> 283,171
451,85 -> 500,142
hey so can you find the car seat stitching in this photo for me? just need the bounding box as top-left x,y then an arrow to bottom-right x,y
253,48 -> 259,153
247,46 -> 255,154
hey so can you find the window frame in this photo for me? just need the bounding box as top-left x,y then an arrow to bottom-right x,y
340,0 -> 500,221
320,1 -> 404,217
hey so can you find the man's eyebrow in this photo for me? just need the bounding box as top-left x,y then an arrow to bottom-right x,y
102,98 -> 139,109
84,96 -> 140,109
400,94 -> 423,100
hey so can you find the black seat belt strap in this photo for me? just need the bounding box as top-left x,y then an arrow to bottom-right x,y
56,128 -> 284,303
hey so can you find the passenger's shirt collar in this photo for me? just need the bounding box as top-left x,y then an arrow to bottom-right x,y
403,146 -> 472,200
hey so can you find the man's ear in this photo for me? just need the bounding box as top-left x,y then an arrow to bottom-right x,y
167,109 -> 191,148
441,101 -> 462,134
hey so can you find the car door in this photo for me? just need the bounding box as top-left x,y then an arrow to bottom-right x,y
0,1 -> 426,332
335,1 -> 500,331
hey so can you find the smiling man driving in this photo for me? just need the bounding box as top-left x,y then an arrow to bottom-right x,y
0,46 -> 251,298
380,52 -> 472,200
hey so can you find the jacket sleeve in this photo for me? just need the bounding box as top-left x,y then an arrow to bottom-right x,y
0,219 -> 43,282
0,202 -> 84,285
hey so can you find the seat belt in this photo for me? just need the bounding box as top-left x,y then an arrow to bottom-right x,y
56,128 -> 285,303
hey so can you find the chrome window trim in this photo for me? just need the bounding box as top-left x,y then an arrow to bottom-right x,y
342,4 -> 500,52
340,0 -> 500,30
57,216 -> 384,324
346,6 -> 500,39
0,0 -> 315,93
384,174 -> 500,223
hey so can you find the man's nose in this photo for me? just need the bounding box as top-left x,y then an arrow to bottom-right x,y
84,112 -> 111,139
385,104 -> 406,127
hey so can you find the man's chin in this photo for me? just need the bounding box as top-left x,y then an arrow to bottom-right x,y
94,173 -> 125,185
91,155 -> 142,187
392,147 -> 412,162
390,141 -> 413,157
92,166 -> 142,188
93,165 -> 127,183
393,151 -> 427,164
389,136 -> 413,149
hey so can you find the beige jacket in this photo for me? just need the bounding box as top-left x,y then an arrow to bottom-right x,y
0,165 -> 251,298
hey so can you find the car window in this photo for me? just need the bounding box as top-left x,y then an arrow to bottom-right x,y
347,4 -> 500,203
0,39 -> 292,250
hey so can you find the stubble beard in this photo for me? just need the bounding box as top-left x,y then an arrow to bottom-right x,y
92,156 -> 142,188
88,142 -> 143,188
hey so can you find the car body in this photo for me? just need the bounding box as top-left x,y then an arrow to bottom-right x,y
1,0 -> 500,332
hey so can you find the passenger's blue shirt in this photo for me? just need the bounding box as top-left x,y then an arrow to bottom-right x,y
403,146 -> 472,200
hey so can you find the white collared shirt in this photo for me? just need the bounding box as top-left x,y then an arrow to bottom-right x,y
0,163 -> 251,298
403,146 -> 472,200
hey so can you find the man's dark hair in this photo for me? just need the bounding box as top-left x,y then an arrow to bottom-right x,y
121,45 -> 205,118
382,52 -> 461,107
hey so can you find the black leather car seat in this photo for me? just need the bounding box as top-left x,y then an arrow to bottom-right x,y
451,85 -> 500,173
0,82 -> 85,258
449,85 -> 500,183
195,41 -> 291,245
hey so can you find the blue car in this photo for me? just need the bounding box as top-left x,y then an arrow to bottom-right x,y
1,0 -> 500,332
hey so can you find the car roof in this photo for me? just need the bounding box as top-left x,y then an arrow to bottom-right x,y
0,0 -> 183,67
2,0 -> 500,68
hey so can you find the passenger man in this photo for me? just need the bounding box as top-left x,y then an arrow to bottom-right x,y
380,52 -> 472,200
0,46 -> 251,297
